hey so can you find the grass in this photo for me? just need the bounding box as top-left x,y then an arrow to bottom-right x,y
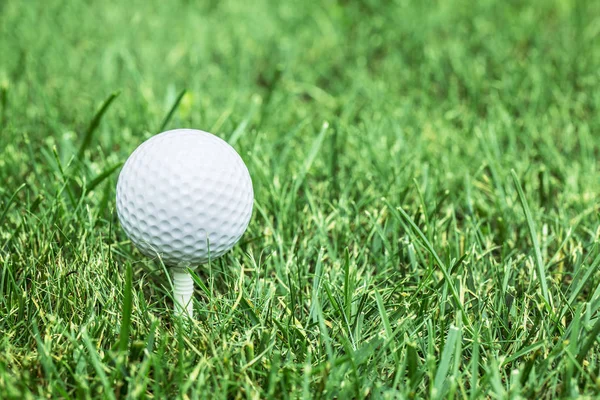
1,0 -> 599,398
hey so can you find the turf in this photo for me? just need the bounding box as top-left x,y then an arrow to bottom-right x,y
1,0 -> 599,398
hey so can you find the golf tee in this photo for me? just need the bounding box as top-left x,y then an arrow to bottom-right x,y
172,267 -> 194,318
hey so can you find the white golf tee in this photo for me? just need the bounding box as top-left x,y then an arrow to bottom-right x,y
172,267 -> 194,318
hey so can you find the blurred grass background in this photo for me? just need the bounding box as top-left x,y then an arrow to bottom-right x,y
1,0 -> 599,398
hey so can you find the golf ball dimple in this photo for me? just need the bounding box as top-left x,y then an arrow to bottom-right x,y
116,129 -> 253,266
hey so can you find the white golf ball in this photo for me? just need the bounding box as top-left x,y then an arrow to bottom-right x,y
116,129 -> 253,266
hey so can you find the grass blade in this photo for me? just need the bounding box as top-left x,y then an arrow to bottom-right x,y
576,311 -> 600,364
228,94 -> 261,145
374,289 -> 393,340
511,170 -> 550,306
293,122 -> 328,194
118,262 -> 133,354
77,92 -> 120,160
84,161 -> 123,195
385,201 -> 468,327
32,321 -> 69,397
433,325 -> 461,399
82,329 -> 116,400
0,84 -> 7,126
158,88 -> 187,132
0,183 -> 26,227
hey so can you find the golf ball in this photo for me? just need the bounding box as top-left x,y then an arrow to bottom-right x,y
116,129 -> 253,266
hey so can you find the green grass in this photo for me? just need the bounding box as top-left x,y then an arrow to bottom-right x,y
1,0 -> 600,398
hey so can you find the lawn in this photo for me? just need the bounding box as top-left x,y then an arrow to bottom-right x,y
1,0 -> 599,398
